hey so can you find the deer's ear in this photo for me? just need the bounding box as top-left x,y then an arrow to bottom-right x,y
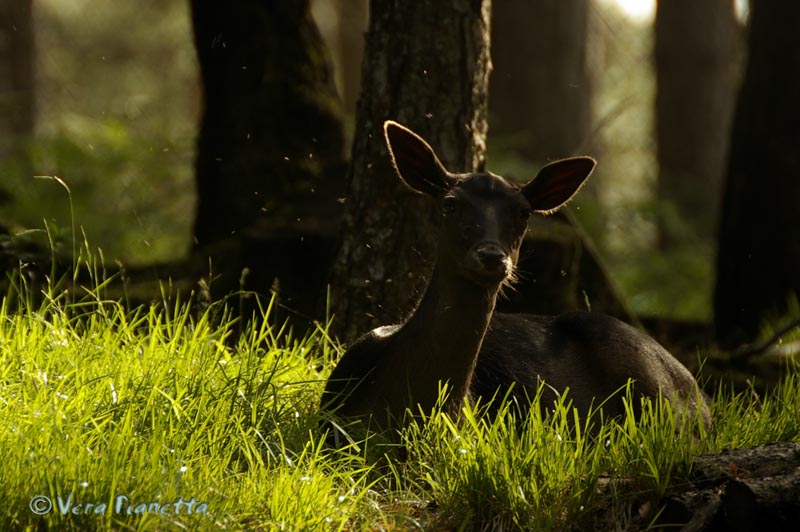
522,157 -> 595,214
384,121 -> 452,196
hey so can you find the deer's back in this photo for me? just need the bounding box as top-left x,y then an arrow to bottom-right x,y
474,311 -> 709,422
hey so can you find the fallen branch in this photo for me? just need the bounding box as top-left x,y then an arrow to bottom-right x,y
657,442 -> 800,530
730,317 -> 800,361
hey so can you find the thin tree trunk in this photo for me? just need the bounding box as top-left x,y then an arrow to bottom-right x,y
329,0 -> 492,342
714,3 -> 800,348
310,0 -> 367,116
655,0 -> 738,247
333,0 -> 368,115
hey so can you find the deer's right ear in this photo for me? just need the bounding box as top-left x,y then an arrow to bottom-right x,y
522,157 -> 595,214
384,121 -> 452,196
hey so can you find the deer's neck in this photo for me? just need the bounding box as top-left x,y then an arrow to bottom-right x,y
395,267 -> 499,413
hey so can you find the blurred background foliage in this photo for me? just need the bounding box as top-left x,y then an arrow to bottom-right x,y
0,0 -> 746,321
1,0 -> 197,265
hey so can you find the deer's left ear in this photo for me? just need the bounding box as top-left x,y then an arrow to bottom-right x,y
522,157 -> 595,214
384,120 -> 454,196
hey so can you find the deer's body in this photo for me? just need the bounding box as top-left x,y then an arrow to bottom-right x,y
322,121 -> 710,435
475,312 -> 708,421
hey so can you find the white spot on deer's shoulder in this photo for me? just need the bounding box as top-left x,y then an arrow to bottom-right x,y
372,325 -> 400,339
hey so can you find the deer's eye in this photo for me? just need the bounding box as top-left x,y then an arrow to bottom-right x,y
442,196 -> 458,215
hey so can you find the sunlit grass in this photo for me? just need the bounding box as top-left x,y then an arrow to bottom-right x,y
0,272 -> 373,530
1,264 -> 799,530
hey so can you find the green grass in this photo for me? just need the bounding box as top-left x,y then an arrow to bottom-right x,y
1,268 -> 799,531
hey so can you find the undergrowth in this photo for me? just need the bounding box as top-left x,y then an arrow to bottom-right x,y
1,258 -> 799,531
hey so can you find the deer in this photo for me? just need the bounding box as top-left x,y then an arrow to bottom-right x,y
321,120 -> 711,439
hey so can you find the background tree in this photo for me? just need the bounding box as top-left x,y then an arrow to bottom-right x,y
190,0 -> 347,321
715,2 -> 800,348
0,0 -> 34,205
655,0 -> 738,249
331,0 -> 367,116
490,0 -> 590,160
310,0 -> 368,117
488,0 -> 631,322
329,0 -> 491,342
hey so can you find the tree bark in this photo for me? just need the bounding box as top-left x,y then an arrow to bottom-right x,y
190,0 -> 347,321
714,3 -> 800,348
329,0 -> 492,342
0,0 -> 34,203
655,0 -> 738,248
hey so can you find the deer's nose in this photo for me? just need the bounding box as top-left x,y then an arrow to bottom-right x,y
474,243 -> 507,270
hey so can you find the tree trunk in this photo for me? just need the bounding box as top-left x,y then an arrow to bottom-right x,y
655,0 -> 738,248
714,3 -> 800,348
329,0 -> 492,342
490,0 -> 591,159
190,0 -> 347,321
0,0 -> 34,204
